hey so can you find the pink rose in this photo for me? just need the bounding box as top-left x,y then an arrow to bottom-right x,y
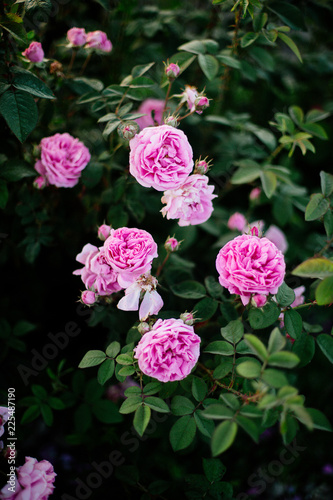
227,212 -> 247,232
117,274 -> 163,321
22,42 -> 44,63
183,85 -> 198,112
265,225 -> 288,254
33,176 -> 47,190
161,174 -> 216,226
73,244 -> 122,296
81,290 -> 96,306
134,318 -> 201,382
251,294 -> 268,308
164,236 -> 180,252
0,456 -> 56,499
136,99 -> 165,130
216,234 -> 286,305
103,227 -> 158,288
194,95 -> 209,114
67,27 -> 87,46
194,158 -> 211,175
85,31 -> 112,52
129,125 -> 193,191
97,224 -> 112,241
34,133 -> 90,188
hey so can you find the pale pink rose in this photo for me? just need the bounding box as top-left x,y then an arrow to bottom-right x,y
250,187 -> 261,200
67,27 -> 87,46
0,407 -> 8,438
129,125 -> 193,191
165,63 -> 180,79
251,295 -> 267,308
73,244 -> 122,296
86,31 -> 112,52
81,290 -> 96,306
22,42 -> 44,63
183,85 -> 198,112
216,234 -> 286,305
279,286 -> 305,327
97,224 -> 111,241
265,225 -> 288,254
103,227 -> 158,288
161,174 -> 216,226
164,236 -> 180,252
117,274 -> 163,321
227,212 -> 247,232
134,318 -> 201,382
136,99 -> 165,130
0,456 -> 56,499
34,133 -> 90,188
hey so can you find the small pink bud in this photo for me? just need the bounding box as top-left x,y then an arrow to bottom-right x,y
251,295 -> 267,308
194,157 -> 211,175
81,290 -> 96,306
194,95 -> 209,114
97,224 -> 111,241
22,42 -> 44,63
117,121 -> 140,140
33,176 -> 47,189
251,226 -> 259,237
164,115 -> 179,127
67,27 -> 87,47
286,333 -> 295,344
164,236 -> 180,253
180,311 -> 195,326
138,322 -> 150,335
250,187 -> 261,201
227,212 -> 247,232
165,62 -> 180,80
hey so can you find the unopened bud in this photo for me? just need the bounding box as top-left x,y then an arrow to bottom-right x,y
138,322 -> 150,335
117,121 -> 139,140
251,226 -> 259,237
165,62 -> 180,80
194,157 -> 212,175
33,176 -> 47,189
251,295 -> 267,308
49,61 -> 63,76
164,236 -> 180,252
194,95 -> 209,114
81,290 -> 96,306
97,224 -> 111,241
164,115 -> 179,127
180,311 -> 195,326
249,187 -> 261,201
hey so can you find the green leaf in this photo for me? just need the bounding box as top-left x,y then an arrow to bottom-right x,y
133,404 -> 151,437
201,404 -> 234,420
177,40 -> 205,54
231,165 -> 261,184
170,415 -> 196,451
236,359 -> 262,378
144,397 -> 169,413
292,258 -> 333,279
202,458 -> 226,482
216,55 -> 241,69
0,20 -> 27,44
221,320 -> 244,344
262,368 -> 289,388
235,415 -> 259,442
204,341 -> 234,356
171,395 -> 195,416
118,365 -> 135,376
193,297 -> 218,321
205,276 -> 223,299
119,396 -> 142,414
292,333 -> 315,367
260,170 -> 277,199
198,54 -> 219,80
268,2 -> 305,30
0,180 -> 9,209
143,382 -> 162,395
284,309 -> 303,340
48,397 -> 65,410
79,350 -> 106,368
0,160 -> 35,182
116,353 -> 134,365
211,420 -> 238,456
0,90 -> 38,143
316,276 -> 333,305
25,0 -> 52,14
253,12 -> 268,31
97,359 -> 115,385
92,400 -> 122,423
317,334 -> 333,364
213,359 -> 233,379
301,122 -> 328,140
268,351 -> 300,368
21,405 -> 40,424
324,211 -> 333,238
171,281 -> 206,299
220,393 -> 240,411
243,334 -> 269,361
306,408 -> 332,432
131,62 -> 155,78
106,341 -> 121,358
240,32 -> 259,48
32,384 -> 47,399
277,33 -> 302,63
194,410 -> 215,438
12,67 -> 54,99
40,403 -> 53,426
320,171 -> 333,197
268,327 -> 286,354
305,193 -> 329,221
192,377 -> 207,402
248,301 -> 280,330
276,282 -> 296,307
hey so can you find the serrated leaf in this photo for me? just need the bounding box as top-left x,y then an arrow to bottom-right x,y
144,397 -> 169,413
216,55 -> 241,69
241,32 -> 259,48
292,333 -> 315,367
106,341 -> 121,358
204,341 -> 234,356
170,281 -> 206,299
97,358 -> 115,385
133,404 -> 151,437
236,359 -> 262,378
320,171 -> 333,197
305,194 -> 329,221
292,258 -> 333,279
177,40 -> 205,54
198,54 -> 219,80
171,395 -> 195,416
12,67 -> 54,99
170,415 -> 196,451
231,165 -> 261,184
248,302 -> 281,330
194,410 -> 215,438
236,415 -> 260,442
193,297 -> 218,321
211,420 -> 237,456
268,351 -> 300,368
316,276 -> 333,305
284,309 -> 303,340
92,400 -> 122,424
220,393 -> 240,410
0,90 -> 38,142
0,160 -> 35,182
192,377 -> 207,402
306,408 -> 332,432
260,170 -> 277,199
221,320 -> 244,344
201,404 -> 234,420
119,396 -> 142,414
244,334 -> 269,361
268,327 -> 286,354
276,282 -> 296,307
317,334 -> 333,364
79,350 -> 106,368
143,382 -> 162,395
262,368 -> 289,388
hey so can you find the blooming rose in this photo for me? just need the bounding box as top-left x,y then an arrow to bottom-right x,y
129,125 -> 193,191
161,174 -> 216,226
0,456 -> 56,499
134,318 -> 201,382
216,234 -> 286,305
85,31 -> 112,52
34,133 -> 90,188
73,244 -> 121,296
227,212 -> 247,232
265,225 -> 288,254
117,274 -> 163,321
22,42 -> 44,63
67,27 -> 87,46
103,227 -> 158,288
136,99 -> 165,130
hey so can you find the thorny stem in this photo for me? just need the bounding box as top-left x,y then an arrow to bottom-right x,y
162,81 -> 172,120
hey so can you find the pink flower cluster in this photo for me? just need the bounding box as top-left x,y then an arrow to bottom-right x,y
67,27 -> 112,52
216,234 -> 286,305
134,318 -> 201,382
34,133 -> 90,188
0,457 -> 56,499
182,85 -> 209,114
22,42 -> 44,63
